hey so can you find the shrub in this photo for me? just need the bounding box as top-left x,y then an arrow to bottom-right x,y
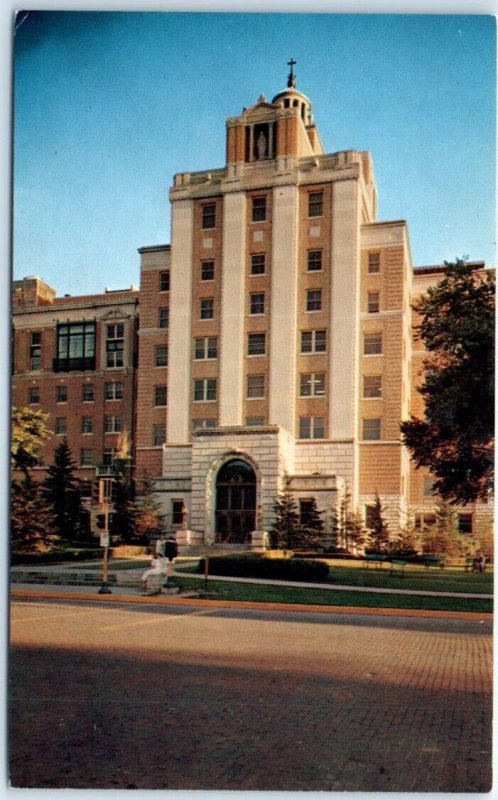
198,555 -> 329,582
10,547 -> 101,566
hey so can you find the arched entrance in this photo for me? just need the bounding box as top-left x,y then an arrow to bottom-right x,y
215,459 -> 256,543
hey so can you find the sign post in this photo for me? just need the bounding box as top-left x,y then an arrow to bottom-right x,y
98,490 -> 112,595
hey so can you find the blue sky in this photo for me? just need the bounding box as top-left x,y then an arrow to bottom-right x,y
12,11 -> 497,296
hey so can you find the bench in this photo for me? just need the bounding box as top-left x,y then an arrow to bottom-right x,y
423,556 -> 445,570
389,559 -> 407,577
363,554 -> 385,569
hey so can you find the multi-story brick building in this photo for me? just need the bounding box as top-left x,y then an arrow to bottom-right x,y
12,275 -> 139,527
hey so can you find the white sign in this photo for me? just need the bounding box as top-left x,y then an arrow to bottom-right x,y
100,534 -> 110,547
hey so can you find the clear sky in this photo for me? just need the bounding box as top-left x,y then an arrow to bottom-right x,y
11,11 -> 497,296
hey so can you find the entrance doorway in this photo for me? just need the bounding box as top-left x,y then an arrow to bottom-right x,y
215,459 -> 256,543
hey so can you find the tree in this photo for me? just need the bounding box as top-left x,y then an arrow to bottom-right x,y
401,259 -> 494,504
132,471 -> 166,542
298,497 -> 325,551
366,493 -> 390,552
336,486 -> 365,552
109,429 -> 135,542
270,481 -> 301,549
41,439 -> 85,543
11,473 -> 53,552
11,406 -> 51,476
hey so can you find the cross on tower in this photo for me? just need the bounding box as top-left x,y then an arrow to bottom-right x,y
287,58 -> 296,88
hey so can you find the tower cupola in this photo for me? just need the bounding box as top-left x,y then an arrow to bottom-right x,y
271,58 -> 313,126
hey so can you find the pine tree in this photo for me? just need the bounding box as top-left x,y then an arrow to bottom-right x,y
11,474 -> 54,552
270,482 -> 301,549
41,439 -> 84,544
298,497 -> 324,551
132,471 -> 166,543
422,499 -> 458,555
367,493 -> 390,552
109,429 -> 135,542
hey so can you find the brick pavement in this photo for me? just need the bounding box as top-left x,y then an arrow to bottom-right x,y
9,600 -> 492,791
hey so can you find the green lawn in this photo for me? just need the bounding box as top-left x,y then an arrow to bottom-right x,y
326,564 -> 492,594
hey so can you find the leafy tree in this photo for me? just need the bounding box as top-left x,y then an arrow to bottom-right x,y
11,474 -> 53,552
270,481 -> 301,549
366,493 -> 390,552
109,429 -> 135,542
11,406 -> 51,476
132,471 -> 166,542
401,259 -> 494,504
41,439 -> 84,543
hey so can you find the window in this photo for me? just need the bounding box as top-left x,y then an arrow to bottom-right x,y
202,203 -> 215,229
106,323 -> 124,368
252,196 -> 267,222
201,260 -> 215,281
55,417 -> 66,435
153,425 -> 166,446
159,271 -> 170,292
104,415 -> 123,433
80,448 -> 93,467
299,416 -> 325,439
248,333 -> 266,356
30,332 -> 41,370
172,500 -> 184,525
105,382 -> 123,400
250,254 -> 265,275
306,290 -> 322,312
246,417 -> 264,426
301,330 -> 326,353
81,416 -> 93,434
308,191 -> 323,217
154,385 -> 167,406
247,374 -> 264,398
415,513 -> 436,530
363,375 -> 382,398
307,250 -> 322,272
368,252 -> 381,274
364,333 -> 382,355
194,337 -> 217,360
56,386 -> 67,403
299,499 -> 316,527
368,292 -> 380,313
423,476 -> 436,497
82,384 -> 94,402
192,419 -> 217,430
458,513 -> 473,534
103,448 -> 115,466
158,308 -> 169,329
155,346 -> 168,367
363,418 -> 381,440
80,480 -> 92,498
300,373 -> 325,397
28,387 -> 40,404
200,298 -> 214,320
194,378 -> 217,402
55,322 -> 95,372
250,293 -> 265,315
365,504 -> 376,530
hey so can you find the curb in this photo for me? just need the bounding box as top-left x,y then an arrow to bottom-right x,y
10,588 -> 493,621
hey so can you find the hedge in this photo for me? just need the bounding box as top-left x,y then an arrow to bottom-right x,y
11,548 -> 101,566
198,554 -> 330,582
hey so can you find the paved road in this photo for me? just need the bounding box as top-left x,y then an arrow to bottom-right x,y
9,597 -> 492,791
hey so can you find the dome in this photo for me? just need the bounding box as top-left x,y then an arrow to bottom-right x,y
271,87 -> 312,125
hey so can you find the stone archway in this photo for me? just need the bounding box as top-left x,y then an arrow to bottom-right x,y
215,458 -> 256,544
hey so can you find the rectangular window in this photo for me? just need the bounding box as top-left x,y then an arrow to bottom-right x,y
423,475 -> 435,497
363,418 -> 381,440
201,260 -> 215,281
155,346 -> 168,367
172,500 -> 184,525
202,203 -> 215,229
368,252 -> 381,274
55,322 -> 96,372
299,416 -> 325,440
158,308 -> 169,329
200,298 -> 214,320
368,292 -> 380,313
104,415 -> 123,434
80,480 -> 92,498
194,378 -> 217,402
250,292 -> 265,315
153,425 -> 166,446
192,418 -> 217,430
28,387 -> 40,404
159,271 -> 170,292
105,381 -> 123,400
154,385 -> 167,406
55,417 -> 66,435
364,333 -> 382,355
102,448 -> 115,466
301,329 -> 326,353
106,323 -> 124,368
306,290 -> 322,312
308,191 -> 324,217
299,499 -> 316,527
81,416 -> 93,434
246,417 -> 264,426
252,196 -> 266,222
82,384 -> 94,402
247,333 -> 266,356
30,331 -> 41,370
80,448 -> 93,467
300,373 -> 325,397
457,513 -> 473,534
365,504 -> 376,530
307,250 -> 322,272
56,386 -> 67,403
250,254 -> 265,275
363,375 -> 382,398
194,337 -> 217,360
247,374 -> 264,398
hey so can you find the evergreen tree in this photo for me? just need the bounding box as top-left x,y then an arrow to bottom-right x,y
366,493 -> 390,552
11,474 -> 54,552
109,429 -> 135,542
401,259 -> 494,504
132,471 -> 166,542
270,481 -> 301,549
41,439 -> 84,544
327,504 -> 340,551
298,497 -> 325,551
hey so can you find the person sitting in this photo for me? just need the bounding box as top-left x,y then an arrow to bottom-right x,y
141,553 -> 169,592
